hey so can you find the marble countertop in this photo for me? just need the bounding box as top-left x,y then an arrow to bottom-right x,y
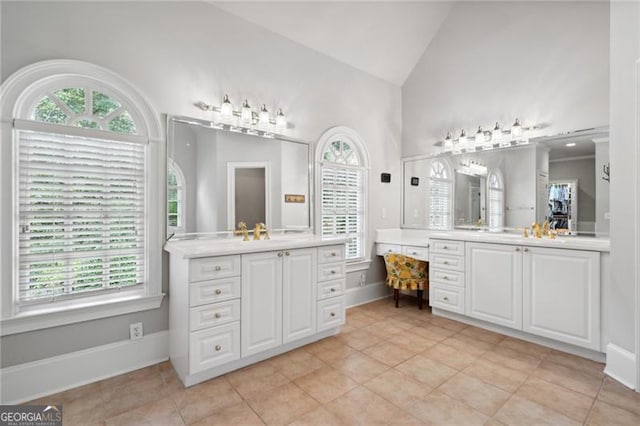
165,234 -> 350,259
375,228 -> 610,252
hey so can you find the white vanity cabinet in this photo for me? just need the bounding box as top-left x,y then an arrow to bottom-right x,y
167,239 -> 347,387
429,239 -> 466,314
464,242 -> 600,350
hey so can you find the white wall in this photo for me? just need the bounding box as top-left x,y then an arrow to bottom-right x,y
402,1 -> 609,157
609,0 -> 640,355
0,1 -> 401,367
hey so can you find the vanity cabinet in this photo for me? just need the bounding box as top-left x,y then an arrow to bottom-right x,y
167,240 -> 346,387
464,242 -> 600,350
429,239 -> 466,314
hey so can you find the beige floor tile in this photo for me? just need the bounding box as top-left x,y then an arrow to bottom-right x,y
101,374 -> 169,418
482,346 -> 543,373
324,386 -> 406,425
439,336 -> 492,357
597,377 -> 640,415
246,383 -> 319,426
338,328 -> 384,350
395,354 -> 457,388
462,358 -> 529,393
458,325 -> 506,344
409,324 -> 456,342
386,330 -> 439,353
406,390 -> 489,425
421,342 -> 480,370
533,360 -> 603,397
287,406 -> 348,426
304,336 -> 348,355
587,400 -> 640,425
172,377 -> 243,424
363,340 -> 417,367
225,362 -> 290,399
361,322 -> 404,340
294,366 -> 359,404
312,343 -> 359,364
98,365 -> 162,391
516,376 -> 594,422
497,337 -> 551,358
428,316 -> 468,332
363,369 -> 433,409
546,350 -> 605,378
438,373 -> 511,416
190,402 -> 264,426
332,352 -> 390,383
267,349 -> 327,380
104,397 -> 184,426
494,395 -> 580,426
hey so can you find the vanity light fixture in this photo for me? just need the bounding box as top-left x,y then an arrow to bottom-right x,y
565,142 -> 577,147
194,94 -> 291,139
439,117 -> 538,153
443,132 -> 454,151
511,117 -> 523,140
475,126 -> 486,148
455,129 -> 467,153
492,122 -> 504,145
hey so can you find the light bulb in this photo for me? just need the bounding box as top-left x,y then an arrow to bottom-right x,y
492,122 -> 503,146
220,94 -> 233,119
275,109 -> 287,131
474,126 -> 485,149
456,129 -> 467,153
241,99 -> 252,124
511,118 -> 523,140
259,104 -> 270,127
443,132 -> 453,152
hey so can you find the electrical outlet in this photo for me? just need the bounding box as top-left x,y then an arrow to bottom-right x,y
130,322 -> 143,341
359,273 -> 366,287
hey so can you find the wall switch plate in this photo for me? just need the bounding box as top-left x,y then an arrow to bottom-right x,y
604,212 -> 610,220
130,322 -> 143,341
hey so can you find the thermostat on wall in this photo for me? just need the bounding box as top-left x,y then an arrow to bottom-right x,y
381,173 -> 391,183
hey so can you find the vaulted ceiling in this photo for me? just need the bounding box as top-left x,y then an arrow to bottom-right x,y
210,1 -> 454,86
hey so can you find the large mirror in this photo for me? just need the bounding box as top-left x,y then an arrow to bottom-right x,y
167,116 -> 312,237
402,127 -> 609,236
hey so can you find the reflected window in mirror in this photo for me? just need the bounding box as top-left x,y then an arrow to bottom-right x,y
429,159 -> 453,230
168,159 -> 185,234
487,169 -> 505,230
318,128 -> 368,261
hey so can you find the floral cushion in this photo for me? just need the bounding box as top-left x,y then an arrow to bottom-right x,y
383,253 -> 429,290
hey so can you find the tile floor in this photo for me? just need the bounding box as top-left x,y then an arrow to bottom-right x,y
30,297 -> 640,425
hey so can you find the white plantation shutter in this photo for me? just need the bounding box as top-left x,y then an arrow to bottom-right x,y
429,159 -> 452,230
17,130 -> 146,304
321,165 -> 364,260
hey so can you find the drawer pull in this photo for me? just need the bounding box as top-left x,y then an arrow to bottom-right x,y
215,345 -> 222,352
331,252 -> 337,257
443,276 -> 449,280
443,261 -> 449,265
443,296 -> 449,301
330,288 -> 337,292
215,289 -> 222,295
285,251 -> 290,256
524,248 -> 529,252
330,312 -> 336,317
443,245 -> 448,249
330,270 -> 336,274
215,266 -> 222,271
278,252 -> 283,257
412,251 -> 417,255
214,313 -> 221,319
515,248 -> 520,252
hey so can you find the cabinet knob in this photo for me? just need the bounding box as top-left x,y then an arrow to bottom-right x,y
330,312 -> 336,317
330,288 -> 336,292
443,296 -> 449,301
215,345 -> 222,352
443,276 -> 449,280
215,289 -> 222,295
443,261 -> 449,265
524,248 -> 529,252
443,245 -> 448,249
285,251 -> 290,256
331,252 -> 337,257
214,313 -> 221,318
412,251 -> 417,255
330,270 -> 336,274
278,252 -> 283,257
515,248 -> 520,252
215,266 -> 222,271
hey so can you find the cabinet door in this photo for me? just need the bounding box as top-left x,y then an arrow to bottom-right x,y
241,251 -> 283,357
282,248 -> 317,344
466,242 -> 522,329
523,247 -> 600,350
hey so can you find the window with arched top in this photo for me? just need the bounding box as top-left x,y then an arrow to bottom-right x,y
0,60 -> 163,328
429,159 -> 453,230
168,160 -> 185,233
316,127 -> 369,262
487,169 -> 505,230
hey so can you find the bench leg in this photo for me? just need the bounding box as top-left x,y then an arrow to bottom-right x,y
394,289 -> 399,308
417,289 -> 424,310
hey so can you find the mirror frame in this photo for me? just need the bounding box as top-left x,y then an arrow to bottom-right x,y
166,115 -> 314,239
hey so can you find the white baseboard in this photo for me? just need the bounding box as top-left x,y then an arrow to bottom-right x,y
604,343 -> 637,389
345,281 -> 390,308
0,330 -> 169,405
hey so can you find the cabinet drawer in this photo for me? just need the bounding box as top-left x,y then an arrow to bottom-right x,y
376,243 -> 402,256
189,322 -> 240,374
317,296 -> 345,331
190,277 -> 241,307
430,253 -> 465,272
430,284 -> 464,314
402,245 -> 429,260
190,299 -> 241,331
318,244 -> 346,263
430,268 -> 464,287
317,279 -> 345,300
189,256 -> 241,282
317,262 -> 346,282
430,240 -> 464,256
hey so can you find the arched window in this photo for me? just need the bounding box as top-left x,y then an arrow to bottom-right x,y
487,169 -> 505,230
167,160 -> 185,233
316,127 -> 369,261
429,159 -> 453,230
0,60 -> 163,326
